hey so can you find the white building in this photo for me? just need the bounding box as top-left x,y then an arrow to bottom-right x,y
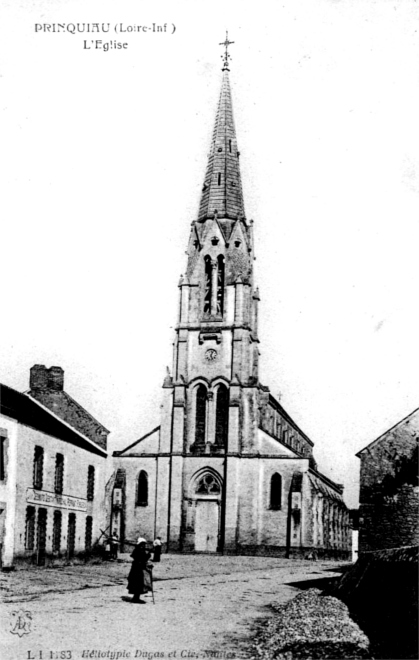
0,369 -> 108,568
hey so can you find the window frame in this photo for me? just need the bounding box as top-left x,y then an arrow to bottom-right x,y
33,446 -> 44,490
67,512 -> 76,557
54,453 -> 64,494
52,510 -> 62,552
25,506 -> 36,551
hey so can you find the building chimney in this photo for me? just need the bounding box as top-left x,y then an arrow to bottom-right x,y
30,365 -> 48,390
47,366 -> 64,391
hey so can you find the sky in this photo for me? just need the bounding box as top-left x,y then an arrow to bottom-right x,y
1,0 -> 418,508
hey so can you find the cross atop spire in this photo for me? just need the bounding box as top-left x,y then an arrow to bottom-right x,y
219,31 -> 234,71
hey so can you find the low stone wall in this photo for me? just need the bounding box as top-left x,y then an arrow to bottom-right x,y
333,545 -> 418,660
250,588 -> 371,659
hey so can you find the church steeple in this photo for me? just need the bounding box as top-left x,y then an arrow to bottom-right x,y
111,38 -> 350,562
182,37 -> 256,343
165,37 -> 260,463
198,41 -> 245,222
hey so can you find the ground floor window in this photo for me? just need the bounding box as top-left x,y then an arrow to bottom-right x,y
25,506 -> 36,550
67,513 -> 76,558
36,508 -> 47,565
52,510 -> 62,552
85,516 -> 93,551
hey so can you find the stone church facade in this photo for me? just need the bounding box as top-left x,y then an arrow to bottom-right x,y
110,56 -> 351,558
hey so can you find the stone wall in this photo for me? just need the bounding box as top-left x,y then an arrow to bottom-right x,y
358,409 -> 419,552
360,485 -> 419,551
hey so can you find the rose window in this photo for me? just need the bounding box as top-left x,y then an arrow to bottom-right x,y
196,474 -> 221,494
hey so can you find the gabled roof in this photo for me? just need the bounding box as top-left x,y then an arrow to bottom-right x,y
29,389 -> 110,434
267,391 -> 315,447
356,407 -> 419,457
60,390 -> 109,433
197,69 -> 245,221
0,383 -> 107,457
113,426 -> 160,457
308,470 -> 345,502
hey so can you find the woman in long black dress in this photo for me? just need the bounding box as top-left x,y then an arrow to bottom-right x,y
127,538 -> 151,603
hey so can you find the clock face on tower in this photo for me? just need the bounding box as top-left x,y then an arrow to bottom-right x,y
205,349 -> 218,362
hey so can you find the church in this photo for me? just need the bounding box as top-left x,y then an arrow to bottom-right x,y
110,41 -> 351,558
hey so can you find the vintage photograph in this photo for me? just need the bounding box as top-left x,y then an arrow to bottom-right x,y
1,1 -> 418,659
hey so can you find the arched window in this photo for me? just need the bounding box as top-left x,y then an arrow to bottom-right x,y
137,471 -> 148,506
217,255 -> 225,315
204,256 -> 212,314
215,384 -> 229,449
194,385 -> 207,450
270,473 -> 282,510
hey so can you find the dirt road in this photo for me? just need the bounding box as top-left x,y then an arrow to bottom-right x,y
1,555 -> 347,660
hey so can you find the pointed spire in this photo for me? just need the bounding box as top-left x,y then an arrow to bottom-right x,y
197,44 -> 245,223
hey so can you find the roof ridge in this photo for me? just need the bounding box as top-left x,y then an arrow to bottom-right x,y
114,425 -> 161,456
356,406 -> 419,457
24,393 -> 108,456
60,390 -> 110,433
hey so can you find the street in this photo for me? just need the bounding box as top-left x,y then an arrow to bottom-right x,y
1,555 -> 348,660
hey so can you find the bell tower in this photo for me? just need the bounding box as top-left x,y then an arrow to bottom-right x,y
157,35 -> 263,551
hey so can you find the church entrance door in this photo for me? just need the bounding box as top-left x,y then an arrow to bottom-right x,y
195,500 -> 219,552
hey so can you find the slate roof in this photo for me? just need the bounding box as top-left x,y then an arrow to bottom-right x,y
198,69 -> 245,221
356,407 -> 419,457
113,426 -> 160,457
0,383 -> 107,457
29,389 -> 109,435
308,471 -> 345,502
